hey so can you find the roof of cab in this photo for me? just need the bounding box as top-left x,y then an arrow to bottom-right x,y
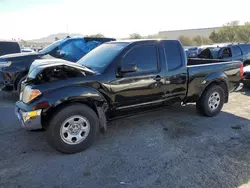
108,39 -> 172,44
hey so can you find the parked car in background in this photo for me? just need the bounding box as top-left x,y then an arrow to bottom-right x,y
0,36 -> 115,93
198,43 -> 250,66
15,39 -> 243,153
0,41 -> 21,57
21,48 -> 35,53
185,44 -> 230,58
184,46 -> 199,58
186,47 -> 199,57
242,65 -> 250,87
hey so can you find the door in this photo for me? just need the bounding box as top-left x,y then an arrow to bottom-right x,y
232,45 -> 244,61
110,44 -> 166,110
163,40 -> 188,101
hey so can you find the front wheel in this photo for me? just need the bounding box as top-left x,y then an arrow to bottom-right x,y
46,104 -> 99,154
196,85 -> 225,117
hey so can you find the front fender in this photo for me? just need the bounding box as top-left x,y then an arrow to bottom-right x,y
28,85 -> 109,132
43,85 -> 107,107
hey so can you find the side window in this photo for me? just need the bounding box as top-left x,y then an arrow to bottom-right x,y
164,41 -> 183,71
240,45 -> 250,54
60,40 -> 75,56
232,46 -> 242,57
73,40 -> 85,49
222,48 -> 232,58
121,45 -> 158,72
60,39 -> 85,62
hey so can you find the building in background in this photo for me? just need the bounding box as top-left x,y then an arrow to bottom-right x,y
158,27 -> 221,40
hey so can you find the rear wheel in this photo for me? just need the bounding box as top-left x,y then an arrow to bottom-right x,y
46,104 -> 99,154
196,85 -> 224,117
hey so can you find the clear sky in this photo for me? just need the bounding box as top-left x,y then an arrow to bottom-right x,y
0,0 -> 249,40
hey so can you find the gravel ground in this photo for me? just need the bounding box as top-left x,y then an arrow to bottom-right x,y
1,89 -> 250,188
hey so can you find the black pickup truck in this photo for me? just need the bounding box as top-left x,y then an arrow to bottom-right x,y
15,39 -> 243,153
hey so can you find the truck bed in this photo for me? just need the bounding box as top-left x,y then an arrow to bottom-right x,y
187,58 -> 227,66
186,60 -> 242,103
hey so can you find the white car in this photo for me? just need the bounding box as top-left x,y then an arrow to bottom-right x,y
21,48 -> 35,53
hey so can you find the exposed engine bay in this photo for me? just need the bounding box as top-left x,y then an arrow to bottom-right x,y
35,65 -> 86,84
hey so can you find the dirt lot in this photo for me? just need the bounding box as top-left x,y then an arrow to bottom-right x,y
1,89 -> 250,188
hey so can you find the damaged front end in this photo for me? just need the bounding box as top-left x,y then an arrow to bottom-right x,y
25,59 -> 95,85
17,60 -> 99,130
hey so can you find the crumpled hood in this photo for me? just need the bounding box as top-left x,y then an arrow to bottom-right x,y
29,59 -> 70,73
27,59 -> 95,81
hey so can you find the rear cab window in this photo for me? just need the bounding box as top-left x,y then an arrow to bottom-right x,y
163,41 -> 184,71
121,45 -> 158,73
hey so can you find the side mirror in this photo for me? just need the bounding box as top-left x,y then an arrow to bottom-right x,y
120,64 -> 137,73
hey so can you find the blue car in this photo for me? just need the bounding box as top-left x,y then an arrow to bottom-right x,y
0,36 -> 116,92
184,46 -> 199,58
41,36 -> 116,62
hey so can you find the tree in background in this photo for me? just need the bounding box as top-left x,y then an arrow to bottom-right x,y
209,21 -> 240,43
148,33 -> 168,39
129,33 -> 142,39
193,35 -> 212,46
219,21 -> 239,42
237,22 -> 250,42
55,37 -> 59,41
209,31 -> 220,43
179,35 -> 193,46
147,34 -> 167,39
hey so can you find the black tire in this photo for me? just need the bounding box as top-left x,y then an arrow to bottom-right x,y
196,84 -> 224,117
17,76 -> 26,94
46,104 -> 99,154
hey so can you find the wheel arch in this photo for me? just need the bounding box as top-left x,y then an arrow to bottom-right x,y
200,73 -> 229,103
41,99 -> 97,128
40,86 -> 109,132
